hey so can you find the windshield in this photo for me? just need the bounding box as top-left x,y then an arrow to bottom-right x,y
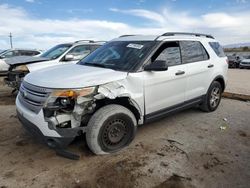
40,44 -> 72,59
0,50 -> 8,56
78,41 -> 155,71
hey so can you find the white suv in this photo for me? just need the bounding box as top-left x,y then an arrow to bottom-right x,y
16,32 -> 228,158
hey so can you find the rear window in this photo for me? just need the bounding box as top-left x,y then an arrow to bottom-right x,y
209,42 -> 226,57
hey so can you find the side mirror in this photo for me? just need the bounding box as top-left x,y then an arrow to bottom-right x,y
144,60 -> 168,71
64,54 -> 74,61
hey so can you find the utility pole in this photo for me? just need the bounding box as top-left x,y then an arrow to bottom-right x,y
9,32 -> 13,48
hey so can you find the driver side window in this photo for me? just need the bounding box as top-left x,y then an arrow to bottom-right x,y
152,42 -> 181,66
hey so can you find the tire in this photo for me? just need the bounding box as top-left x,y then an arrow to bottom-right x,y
86,104 -> 137,155
200,81 -> 222,112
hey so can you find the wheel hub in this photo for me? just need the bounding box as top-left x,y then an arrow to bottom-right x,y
102,119 -> 127,147
210,86 -> 220,108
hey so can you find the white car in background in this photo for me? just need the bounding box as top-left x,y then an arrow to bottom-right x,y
0,49 -> 41,75
239,56 -> 250,69
4,40 -> 104,90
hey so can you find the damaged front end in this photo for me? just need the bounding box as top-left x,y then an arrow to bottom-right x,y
4,65 -> 29,91
43,87 -> 97,134
18,80 -> 142,159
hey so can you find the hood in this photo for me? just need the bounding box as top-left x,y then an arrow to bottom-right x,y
24,64 -> 128,89
5,56 -> 50,66
27,59 -> 77,72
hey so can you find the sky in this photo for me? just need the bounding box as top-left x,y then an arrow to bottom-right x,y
0,0 -> 250,49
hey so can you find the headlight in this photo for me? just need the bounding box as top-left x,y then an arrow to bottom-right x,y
50,87 -> 96,98
13,65 -> 29,72
44,87 -> 96,109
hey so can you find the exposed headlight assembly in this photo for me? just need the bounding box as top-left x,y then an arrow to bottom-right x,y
50,87 -> 96,98
45,87 -> 96,111
12,65 -> 29,72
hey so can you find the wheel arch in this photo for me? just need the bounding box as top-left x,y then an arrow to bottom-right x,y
212,75 -> 226,92
95,97 -> 142,124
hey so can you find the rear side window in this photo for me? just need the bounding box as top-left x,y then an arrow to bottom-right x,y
209,42 -> 225,57
180,41 -> 209,64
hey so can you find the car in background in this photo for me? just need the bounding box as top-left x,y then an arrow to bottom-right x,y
239,56 -> 250,69
227,55 -> 242,68
4,40 -> 104,90
0,49 -> 42,75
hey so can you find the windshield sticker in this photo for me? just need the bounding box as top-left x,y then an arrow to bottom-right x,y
127,43 -> 144,49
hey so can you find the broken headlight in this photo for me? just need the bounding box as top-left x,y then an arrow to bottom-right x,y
45,87 -> 96,111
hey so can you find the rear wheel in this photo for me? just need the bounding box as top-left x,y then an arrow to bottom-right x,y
86,104 -> 137,155
200,81 -> 222,112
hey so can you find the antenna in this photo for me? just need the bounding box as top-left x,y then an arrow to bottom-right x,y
9,32 -> 13,48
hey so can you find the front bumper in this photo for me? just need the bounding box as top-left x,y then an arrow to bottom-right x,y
240,63 -> 250,68
17,110 -> 74,148
16,97 -> 80,148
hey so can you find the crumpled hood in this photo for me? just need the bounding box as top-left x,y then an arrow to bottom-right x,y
5,56 -> 50,66
24,64 -> 128,89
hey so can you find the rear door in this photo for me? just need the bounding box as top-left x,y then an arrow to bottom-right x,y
180,41 -> 212,101
144,41 -> 187,116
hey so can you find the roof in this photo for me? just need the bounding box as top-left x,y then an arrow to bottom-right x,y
112,32 -> 217,42
3,48 -> 42,52
72,40 -> 106,45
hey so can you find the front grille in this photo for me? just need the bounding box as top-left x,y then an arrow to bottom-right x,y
19,81 -> 52,113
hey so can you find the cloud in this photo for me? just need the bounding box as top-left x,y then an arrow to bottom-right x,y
110,7 -> 250,45
25,0 -> 35,3
0,4 -> 249,50
236,0 -> 247,3
110,8 -> 165,25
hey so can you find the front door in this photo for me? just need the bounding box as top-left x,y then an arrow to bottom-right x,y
144,41 -> 187,116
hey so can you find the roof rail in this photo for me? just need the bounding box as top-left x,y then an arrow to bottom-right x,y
74,40 -> 95,43
94,41 -> 107,43
119,35 -> 136,38
156,32 -> 214,40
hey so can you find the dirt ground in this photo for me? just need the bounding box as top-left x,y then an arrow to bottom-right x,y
226,69 -> 250,95
0,82 -> 250,188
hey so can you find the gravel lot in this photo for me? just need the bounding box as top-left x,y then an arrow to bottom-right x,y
226,69 -> 250,95
0,80 -> 249,188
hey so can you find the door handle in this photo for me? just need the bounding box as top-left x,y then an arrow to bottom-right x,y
175,70 -> 185,76
208,64 -> 214,68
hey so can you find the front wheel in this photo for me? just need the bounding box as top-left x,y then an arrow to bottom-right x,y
86,104 -> 137,155
200,81 -> 222,112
